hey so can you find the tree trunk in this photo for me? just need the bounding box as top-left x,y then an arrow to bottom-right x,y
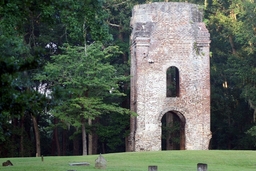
88,118 -> 98,154
92,118 -> 99,154
51,133 -> 56,155
166,113 -> 174,150
229,35 -> 236,54
248,100 -> 256,122
82,122 -> 87,155
54,118 -> 61,156
11,118 -> 18,157
180,122 -> 185,150
204,0 -> 208,8
227,111 -> 231,149
92,133 -> 98,154
20,115 -> 25,157
73,135 -> 80,155
31,114 -> 41,157
101,142 -> 106,154
88,118 -> 92,155
62,128 -> 67,156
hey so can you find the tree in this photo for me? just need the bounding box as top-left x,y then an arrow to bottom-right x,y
0,0 -> 117,156
206,0 -> 256,149
36,43 -> 131,155
0,15 -> 40,156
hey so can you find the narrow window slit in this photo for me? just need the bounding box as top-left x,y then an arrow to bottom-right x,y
166,66 -> 179,97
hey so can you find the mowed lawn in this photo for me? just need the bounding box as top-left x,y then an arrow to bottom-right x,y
1,150 -> 256,171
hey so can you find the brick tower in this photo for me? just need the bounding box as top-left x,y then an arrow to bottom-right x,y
129,2 -> 211,151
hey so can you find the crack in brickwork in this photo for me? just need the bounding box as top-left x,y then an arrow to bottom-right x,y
130,2 -> 211,151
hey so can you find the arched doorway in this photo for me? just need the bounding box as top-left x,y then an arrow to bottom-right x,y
161,111 -> 185,150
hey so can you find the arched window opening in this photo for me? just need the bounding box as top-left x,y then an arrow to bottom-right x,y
166,66 -> 179,97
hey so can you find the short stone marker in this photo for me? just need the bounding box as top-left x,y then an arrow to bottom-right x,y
69,162 -> 90,166
148,165 -> 158,171
95,154 -> 107,169
197,163 -> 207,171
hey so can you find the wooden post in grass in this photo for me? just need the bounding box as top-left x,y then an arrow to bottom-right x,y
197,163 -> 207,171
148,165 -> 157,171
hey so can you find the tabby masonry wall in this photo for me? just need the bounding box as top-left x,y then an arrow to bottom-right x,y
130,2 -> 211,151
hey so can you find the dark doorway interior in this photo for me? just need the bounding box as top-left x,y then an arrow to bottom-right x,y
161,111 -> 185,150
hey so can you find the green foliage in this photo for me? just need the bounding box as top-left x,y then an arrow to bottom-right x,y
0,0 -> 119,157
207,0 -> 256,149
97,112 -> 130,153
84,1 -> 112,42
36,43 -> 131,128
246,126 -> 256,146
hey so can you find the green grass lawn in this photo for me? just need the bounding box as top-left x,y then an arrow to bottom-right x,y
1,150 -> 256,171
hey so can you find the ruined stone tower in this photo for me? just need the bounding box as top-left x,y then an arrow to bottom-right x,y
129,2 -> 211,151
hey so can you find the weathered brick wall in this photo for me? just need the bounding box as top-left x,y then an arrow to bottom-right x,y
130,2 -> 211,151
